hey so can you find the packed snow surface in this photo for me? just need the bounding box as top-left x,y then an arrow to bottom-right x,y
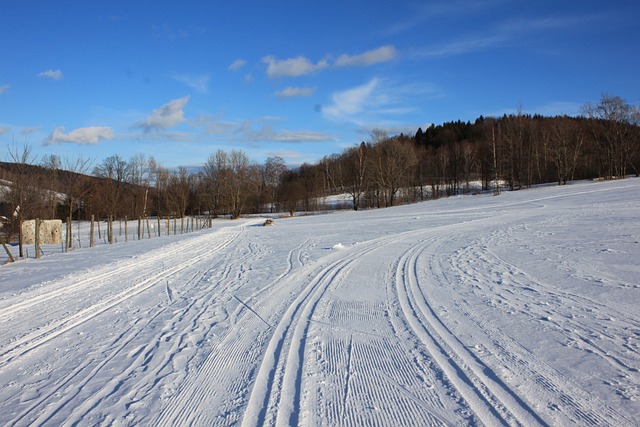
0,179 -> 638,426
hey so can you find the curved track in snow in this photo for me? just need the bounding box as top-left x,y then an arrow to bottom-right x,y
0,179 -> 638,426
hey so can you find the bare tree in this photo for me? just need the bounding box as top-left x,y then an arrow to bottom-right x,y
167,166 -> 192,220
369,135 -> 418,207
40,154 -> 61,218
202,150 -> 228,218
127,153 -> 153,218
154,164 -> 171,218
6,144 -> 41,257
582,94 -> 640,179
341,142 -> 368,210
548,116 -> 584,185
263,156 -> 287,213
93,155 -> 129,218
59,156 -> 93,249
226,150 -> 260,219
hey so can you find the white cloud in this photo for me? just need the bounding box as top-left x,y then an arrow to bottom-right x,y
334,45 -> 397,67
43,126 -> 114,146
195,115 -> 332,143
415,14 -> 604,59
322,78 -> 382,123
267,150 -> 305,159
275,86 -> 316,98
0,84 -> 10,94
134,96 -> 190,132
263,55 -> 329,78
262,46 -> 396,80
38,69 -> 63,80
21,126 -> 41,136
229,59 -> 247,71
173,74 -> 209,93
240,123 -> 332,143
322,78 -> 428,134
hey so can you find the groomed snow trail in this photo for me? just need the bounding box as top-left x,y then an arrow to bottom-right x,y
1,179 -> 638,426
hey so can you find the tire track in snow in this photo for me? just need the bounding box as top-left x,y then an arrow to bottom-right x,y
442,235 -> 637,426
0,225 -> 247,368
9,309 -> 168,427
52,223 -> 262,425
242,256 -> 355,426
241,235 -> 402,427
124,232 -> 266,426
149,230 -> 290,426
2,225 -> 258,426
0,225 -> 238,321
394,235 -> 547,427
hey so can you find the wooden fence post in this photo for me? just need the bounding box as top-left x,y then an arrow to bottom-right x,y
1,239 -> 14,263
157,217 -> 161,237
138,217 -> 142,241
125,216 -> 128,242
90,215 -> 95,247
108,215 -> 113,244
67,216 -> 73,251
35,218 -> 41,259
65,218 -> 69,252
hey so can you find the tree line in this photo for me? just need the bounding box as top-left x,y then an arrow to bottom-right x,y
2,94 -> 639,248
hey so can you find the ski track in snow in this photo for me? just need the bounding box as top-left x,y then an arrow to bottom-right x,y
0,179 -> 639,426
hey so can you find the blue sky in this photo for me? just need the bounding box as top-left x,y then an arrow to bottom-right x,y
1,0 -> 639,169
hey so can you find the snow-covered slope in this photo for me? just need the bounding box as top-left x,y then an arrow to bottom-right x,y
0,179 -> 638,426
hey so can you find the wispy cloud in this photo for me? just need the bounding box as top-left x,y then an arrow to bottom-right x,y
21,126 -> 41,136
229,59 -> 247,71
38,69 -> 63,80
173,74 -> 209,93
243,127 -> 331,143
418,34 -> 506,58
335,45 -> 397,67
151,23 -> 206,39
263,55 -> 329,78
133,96 -> 190,133
384,0 -> 507,36
195,115 -> 332,144
0,84 -> 10,94
415,13 -> 606,58
275,86 -> 316,98
322,78 -> 432,135
322,78 -> 384,124
266,150 -> 305,159
263,45 -> 397,79
43,126 -> 114,146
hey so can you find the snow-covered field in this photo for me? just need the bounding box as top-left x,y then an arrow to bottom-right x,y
0,179 -> 638,426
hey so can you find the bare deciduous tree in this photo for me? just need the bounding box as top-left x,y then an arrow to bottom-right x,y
341,142 -> 368,210
263,156 -> 287,213
6,144 -> 41,257
582,94 -> 640,179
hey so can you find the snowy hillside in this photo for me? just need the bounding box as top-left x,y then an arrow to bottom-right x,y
0,179 -> 638,426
